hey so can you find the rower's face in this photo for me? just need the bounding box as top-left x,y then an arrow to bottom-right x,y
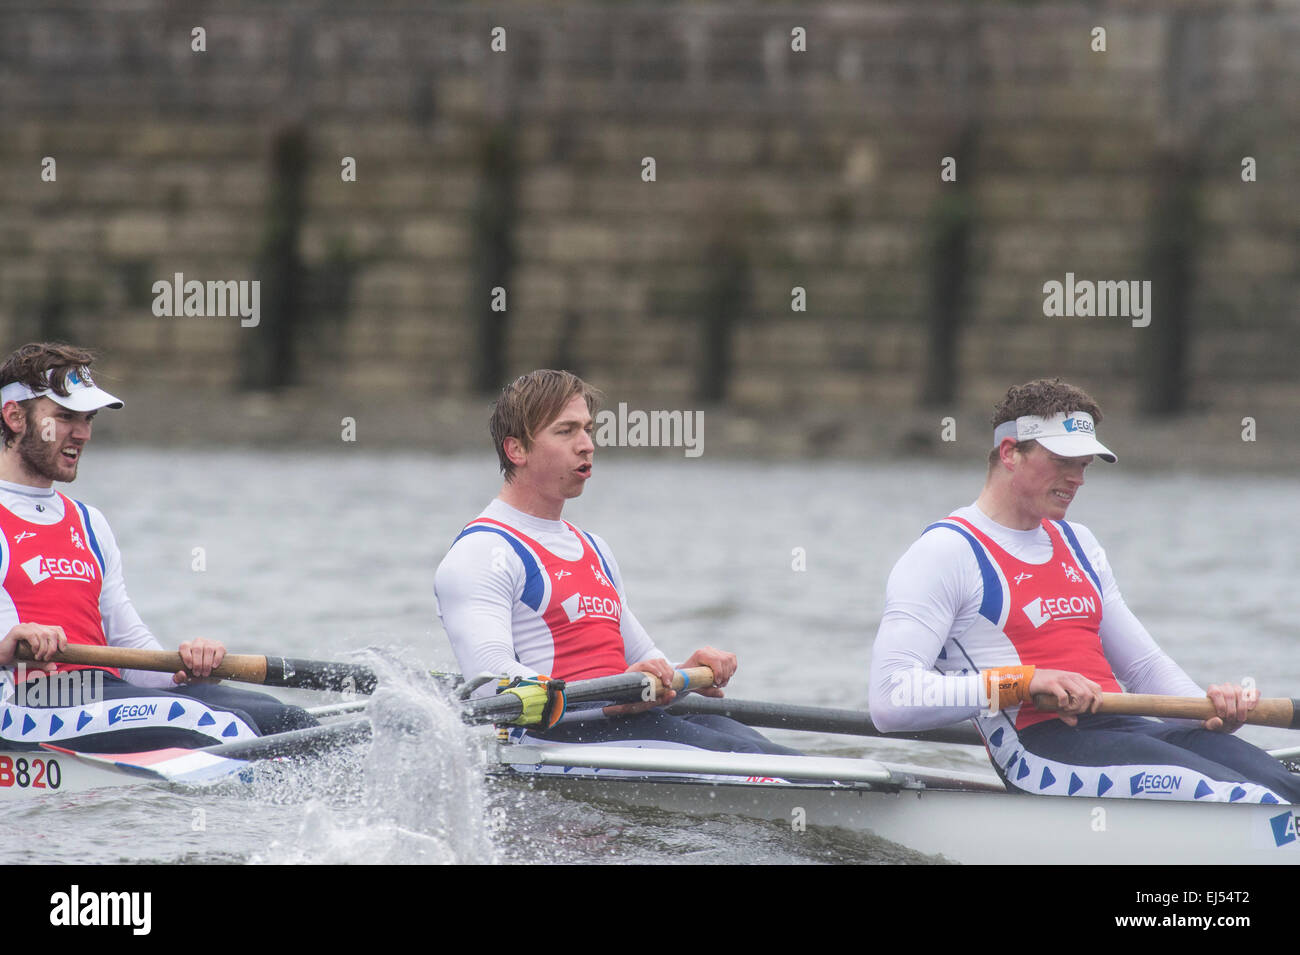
12,398 -> 95,486
517,394 -> 595,501
1012,443 -> 1091,521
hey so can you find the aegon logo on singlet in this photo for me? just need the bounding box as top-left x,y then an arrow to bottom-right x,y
560,593 -> 621,623
20,554 -> 99,585
1022,594 -> 1097,628
108,703 -> 158,725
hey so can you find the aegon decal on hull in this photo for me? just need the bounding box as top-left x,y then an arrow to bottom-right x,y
1129,771 -> 1182,795
107,703 -> 159,725
1270,810 -> 1300,847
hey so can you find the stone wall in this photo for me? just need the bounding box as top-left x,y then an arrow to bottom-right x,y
1,1 -> 1296,422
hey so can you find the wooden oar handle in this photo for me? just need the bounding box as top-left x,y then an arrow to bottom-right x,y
14,644 -> 379,693
16,644 -> 270,682
1032,691 -> 1300,729
644,666 -> 715,698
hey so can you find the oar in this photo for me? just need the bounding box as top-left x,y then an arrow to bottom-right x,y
665,695 -> 984,746
304,675 -> 986,746
40,667 -> 718,784
16,644 -> 378,694
305,700 -> 370,719
217,667 -> 715,758
205,666 -> 710,759
1033,692 -> 1300,728
205,717 -> 373,760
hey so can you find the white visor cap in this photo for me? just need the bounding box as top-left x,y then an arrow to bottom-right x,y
0,368 -> 124,412
993,411 -> 1116,463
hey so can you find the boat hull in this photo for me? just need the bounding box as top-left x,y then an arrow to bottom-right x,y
12,736 -> 1300,865
506,770 -> 1300,865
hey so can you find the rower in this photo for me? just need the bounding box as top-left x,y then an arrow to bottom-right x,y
0,342 -> 317,752
869,377 -> 1300,803
434,369 -> 798,754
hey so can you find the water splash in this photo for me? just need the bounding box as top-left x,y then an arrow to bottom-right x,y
251,650 -> 497,864
359,671 -> 496,863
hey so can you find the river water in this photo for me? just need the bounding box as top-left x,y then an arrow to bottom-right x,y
5,449 -> 1298,864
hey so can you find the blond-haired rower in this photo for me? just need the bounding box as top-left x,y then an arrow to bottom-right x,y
435,370 -> 796,754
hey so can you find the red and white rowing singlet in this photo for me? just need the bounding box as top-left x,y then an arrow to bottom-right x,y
453,517 -> 627,682
935,516 -> 1121,729
0,493 -> 119,680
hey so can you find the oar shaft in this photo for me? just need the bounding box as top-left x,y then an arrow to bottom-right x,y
259,656 -> 378,694
206,717 -> 373,760
1032,692 -> 1300,729
665,694 -> 984,746
16,644 -> 378,694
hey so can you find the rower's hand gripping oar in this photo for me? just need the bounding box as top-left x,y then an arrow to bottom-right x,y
472,666 -> 715,728
16,644 -> 378,694
1033,691 -> 1300,729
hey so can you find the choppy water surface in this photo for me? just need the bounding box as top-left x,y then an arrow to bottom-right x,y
5,450 -> 1298,864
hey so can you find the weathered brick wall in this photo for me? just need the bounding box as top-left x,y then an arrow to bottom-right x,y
0,2 -> 1296,415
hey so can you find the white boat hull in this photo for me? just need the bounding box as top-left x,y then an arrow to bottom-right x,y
12,737 -> 1300,865
494,745 -> 1300,865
